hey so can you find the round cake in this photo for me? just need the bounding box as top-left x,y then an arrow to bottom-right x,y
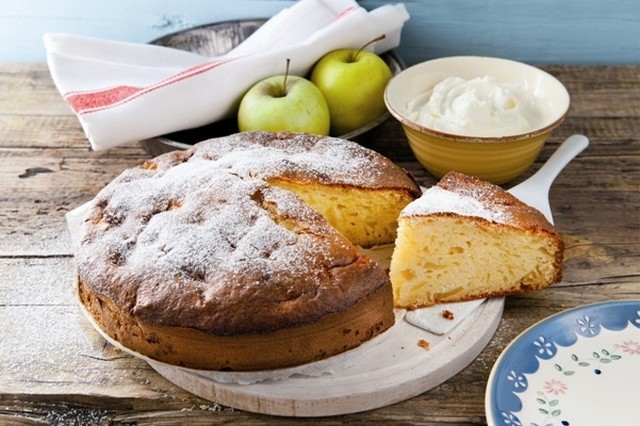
76,131 -> 421,371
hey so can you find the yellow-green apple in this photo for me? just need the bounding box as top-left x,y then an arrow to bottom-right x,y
311,36 -> 392,136
237,60 -> 330,135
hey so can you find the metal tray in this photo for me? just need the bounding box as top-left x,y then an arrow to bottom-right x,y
140,19 -> 405,156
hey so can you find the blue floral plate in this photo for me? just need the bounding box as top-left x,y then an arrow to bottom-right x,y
485,300 -> 640,426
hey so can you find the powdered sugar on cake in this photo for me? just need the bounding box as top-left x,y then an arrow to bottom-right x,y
189,132 -> 391,186
401,186 -> 509,224
75,132 -> 401,334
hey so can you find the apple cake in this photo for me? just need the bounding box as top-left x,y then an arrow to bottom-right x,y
390,171 -> 564,309
76,131 -> 421,371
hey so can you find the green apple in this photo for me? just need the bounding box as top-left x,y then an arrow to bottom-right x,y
311,36 -> 393,136
237,64 -> 330,136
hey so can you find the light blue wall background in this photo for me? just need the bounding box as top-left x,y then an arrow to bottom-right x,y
1,0 -> 639,65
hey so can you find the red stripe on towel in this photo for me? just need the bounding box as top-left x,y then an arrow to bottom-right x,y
335,6 -> 358,19
64,58 -> 236,115
65,85 -> 141,113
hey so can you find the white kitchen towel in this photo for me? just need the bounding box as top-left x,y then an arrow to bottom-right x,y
44,0 -> 409,150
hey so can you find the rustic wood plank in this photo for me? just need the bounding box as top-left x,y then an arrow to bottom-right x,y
0,66 -> 72,117
0,258 -> 177,396
0,148 -> 150,256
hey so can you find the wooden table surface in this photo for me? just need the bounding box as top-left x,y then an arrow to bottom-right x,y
1,63 -> 638,425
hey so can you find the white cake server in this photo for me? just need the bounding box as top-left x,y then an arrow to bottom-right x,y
507,134 -> 589,224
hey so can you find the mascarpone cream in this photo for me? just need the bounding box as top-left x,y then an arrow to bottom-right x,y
407,76 -> 549,137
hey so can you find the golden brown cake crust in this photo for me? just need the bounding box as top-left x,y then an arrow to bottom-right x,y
435,171 -> 560,235
75,132 -> 415,369
148,131 -> 421,196
77,276 -> 394,371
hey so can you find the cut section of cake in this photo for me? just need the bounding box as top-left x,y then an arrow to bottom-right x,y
390,171 -> 564,309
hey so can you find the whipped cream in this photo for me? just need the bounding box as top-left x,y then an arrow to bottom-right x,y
407,76 -> 549,137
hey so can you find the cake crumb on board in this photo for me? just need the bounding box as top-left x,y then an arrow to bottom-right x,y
417,339 -> 430,350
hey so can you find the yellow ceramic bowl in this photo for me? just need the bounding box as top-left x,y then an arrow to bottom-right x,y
384,56 -> 570,184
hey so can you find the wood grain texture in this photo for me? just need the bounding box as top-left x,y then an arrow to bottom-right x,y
1,0 -> 639,64
0,63 -> 638,424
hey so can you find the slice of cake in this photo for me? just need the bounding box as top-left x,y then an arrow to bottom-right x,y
390,171 -> 564,309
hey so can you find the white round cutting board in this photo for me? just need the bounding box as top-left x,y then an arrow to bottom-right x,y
147,298 -> 504,417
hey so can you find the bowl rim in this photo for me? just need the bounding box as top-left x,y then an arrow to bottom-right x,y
384,55 -> 571,143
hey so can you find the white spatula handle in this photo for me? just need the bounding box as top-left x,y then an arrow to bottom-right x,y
508,134 -> 589,223
513,134 -> 589,193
